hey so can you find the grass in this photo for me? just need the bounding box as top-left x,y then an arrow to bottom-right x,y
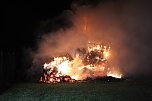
0,80 -> 152,101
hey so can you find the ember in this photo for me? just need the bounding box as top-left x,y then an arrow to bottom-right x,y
40,42 -> 122,83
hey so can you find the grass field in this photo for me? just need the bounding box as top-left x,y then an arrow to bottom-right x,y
0,79 -> 152,101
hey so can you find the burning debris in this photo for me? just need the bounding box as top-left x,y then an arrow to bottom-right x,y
39,42 -> 122,83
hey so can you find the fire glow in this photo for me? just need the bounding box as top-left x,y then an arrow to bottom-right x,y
40,42 -> 122,83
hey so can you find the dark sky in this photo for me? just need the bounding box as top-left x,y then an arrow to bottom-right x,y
3,1 -> 75,82
4,1 -> 73,51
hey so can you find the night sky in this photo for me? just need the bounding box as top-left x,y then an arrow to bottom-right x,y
4,1 -> 73,50
3,1 -> 75,83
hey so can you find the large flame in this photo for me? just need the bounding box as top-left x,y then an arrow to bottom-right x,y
40,42 -> 122,83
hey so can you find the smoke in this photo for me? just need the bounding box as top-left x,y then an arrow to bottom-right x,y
30,0 -> 152,78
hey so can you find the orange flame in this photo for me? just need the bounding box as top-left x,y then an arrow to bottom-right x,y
40,42 -> 122,83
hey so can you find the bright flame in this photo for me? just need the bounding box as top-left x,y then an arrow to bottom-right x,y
40,42 -> 122,83
58,60 -> 70,74
107,71 -> 122,79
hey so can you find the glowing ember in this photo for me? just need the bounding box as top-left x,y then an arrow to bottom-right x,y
40,42 -> 122,83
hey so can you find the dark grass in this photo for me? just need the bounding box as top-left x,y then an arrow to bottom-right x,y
0,79 -> 152,101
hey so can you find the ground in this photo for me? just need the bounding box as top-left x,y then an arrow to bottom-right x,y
0,79 -> 152,101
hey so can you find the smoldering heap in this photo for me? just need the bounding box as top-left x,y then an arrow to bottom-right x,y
39,41 -> 121,83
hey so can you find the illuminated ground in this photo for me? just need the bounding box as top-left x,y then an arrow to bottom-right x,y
0,79 -> 152,101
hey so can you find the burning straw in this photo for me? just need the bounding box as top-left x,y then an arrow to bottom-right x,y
39,42 -> 122,83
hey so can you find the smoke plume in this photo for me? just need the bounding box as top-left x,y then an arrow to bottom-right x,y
30,0 -> 152,78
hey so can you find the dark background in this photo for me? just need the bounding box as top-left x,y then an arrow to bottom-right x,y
3,1 -> 74,85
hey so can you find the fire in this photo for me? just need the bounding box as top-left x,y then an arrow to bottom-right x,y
40,42 -> 122,83
58,60 -> 70,74
107,71 -> 122,79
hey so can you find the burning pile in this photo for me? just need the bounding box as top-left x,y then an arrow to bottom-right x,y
40,42 -> 122,83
